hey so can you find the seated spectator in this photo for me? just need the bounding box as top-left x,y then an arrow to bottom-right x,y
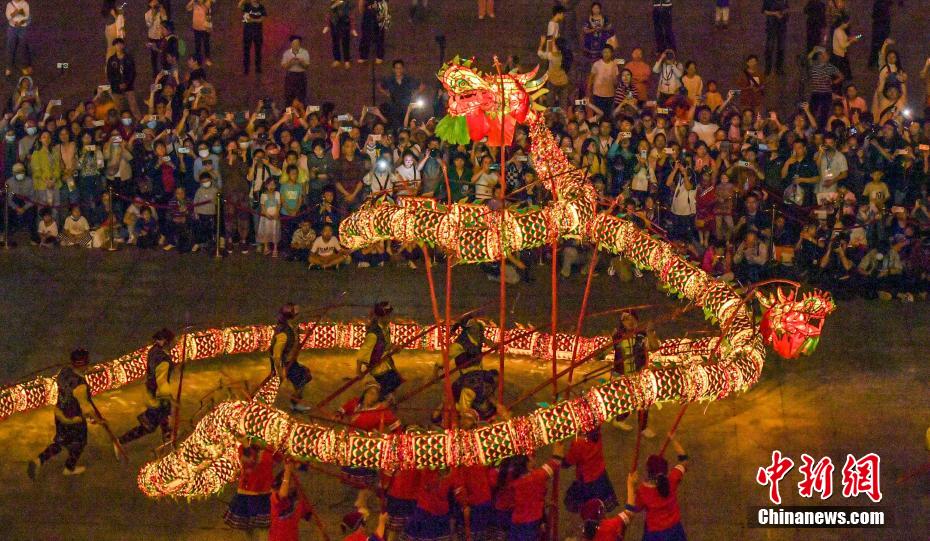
309,224 -> 349,269
37,209 -> 59,247
288,219 -> 316,263
60,206 -> 92,247
134,206 -> 160,249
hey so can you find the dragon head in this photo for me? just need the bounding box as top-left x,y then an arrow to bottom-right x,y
435,57 -> 547,146
757,288 -> 836,359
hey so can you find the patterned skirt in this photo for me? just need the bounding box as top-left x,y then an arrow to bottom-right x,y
387,496 -> 417,536
564,472 -> 619,514
342,466 -> 378,489
224,493 -> 271,530
402,507 -> 452,541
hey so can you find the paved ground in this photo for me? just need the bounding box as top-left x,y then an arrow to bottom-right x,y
0,246 -> 927,539
11,1 -> 930,115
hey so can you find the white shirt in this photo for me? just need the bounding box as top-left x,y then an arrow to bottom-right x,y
63,215 -> 90,235
38,219 -> 58,238
364,171 -> 394,195
6,0 -> 29,27
281,47 -> 310,73
816,150 -> 847,193
310,235 -> 341,256
146,8 -> 165,40
473,171 -> 498,200
546,19 -> 560,39
653,61 -> 683,95
6,0 -> 30,27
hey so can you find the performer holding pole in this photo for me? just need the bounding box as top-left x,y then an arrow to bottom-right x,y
117,329 -> 177,446
269,303 -> 313,412
28,349 -> 104,479
628,435 -> 689,541
610,310 -> 659,438
356,301 -> 403,400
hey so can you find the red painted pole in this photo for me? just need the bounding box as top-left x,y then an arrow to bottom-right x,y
567,195 -> 622,386
494,56 -> 507,407
659,404 -> 690,456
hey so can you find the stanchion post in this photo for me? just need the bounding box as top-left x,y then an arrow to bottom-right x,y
770,203 -> 777,262
106,186 -> 117,251
2,179 -> 9,249
214,192 -> 222,258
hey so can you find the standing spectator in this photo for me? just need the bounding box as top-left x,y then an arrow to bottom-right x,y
192,172 -> 218,252
164,186 -> 193,251
546,5 -> 565,40
830,14 -> 859,83
582,3 -> 615,70
281,35 -> 310,106
714,0 -> 730,29
103,1 -> 126,62
653,49 -> 683,104
869,0 -> 892,69
30,131 -> 61,219
106,38 -> 140,118
737,55 -> 765,112
804,0 -> 827,53
586,45 -> 619,115
652,0 -> 676,53
626,47 -> 653,102
537,36 -> 571,108
815,132 -> 847,205
186,0 -> 214,66
257,178 -> 281,256
762,0 -> 788,76
240,0 -> 267,75
144,0 -> 168,77
378,60 -> 422,129
323,0 -> 354,69
477,0 -> 494,20
359,0 -> 389,65
807,47 -> 842,128
221,140 -> 252,252
734,230 -> 769,282
5,0 -> 31,76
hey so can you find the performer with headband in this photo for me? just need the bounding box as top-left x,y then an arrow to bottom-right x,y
28,348 -> 104,479
118,328 -> 178,446
356,301 -> 403,399
610,310 -> 659,438
269,303 -> 313,412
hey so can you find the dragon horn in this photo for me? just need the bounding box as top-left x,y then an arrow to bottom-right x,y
755,291 -> 772,309
776,288 -> 786,304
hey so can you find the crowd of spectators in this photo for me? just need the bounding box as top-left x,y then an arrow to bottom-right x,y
1,0 -> 929,303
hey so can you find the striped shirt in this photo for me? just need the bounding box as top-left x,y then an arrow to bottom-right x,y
809,62 -> 839,94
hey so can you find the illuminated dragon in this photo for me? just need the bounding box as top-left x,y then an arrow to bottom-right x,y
435,56 -> 548,146
0,57 -> 836,499
758,288 -> 836,359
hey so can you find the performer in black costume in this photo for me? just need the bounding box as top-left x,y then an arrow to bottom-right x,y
118,328 -> 177,445
28,349 -> 103,479
356,301 -> 403,399
269,303 -> 313,412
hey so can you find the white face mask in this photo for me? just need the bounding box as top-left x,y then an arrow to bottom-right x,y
15,173 -> 24,180
238,142 -> 249,149
198,149 -> 210,158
